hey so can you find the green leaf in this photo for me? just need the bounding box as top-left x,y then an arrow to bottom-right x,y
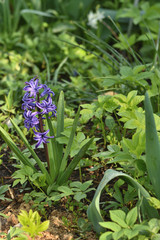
0,125 -> 37,172
148,218 -> 160,234
126,207 -> 137,227
74,192 -> 86,202
0,185 -> 9,195
36,220 -> 50,232
80,180 -> 93,191
57,186 -> 74,196
87,169 -> 158,234
56,91 -> 64,169
10,119 -> 52,185
110,210 -> 128,228
123,228 -> 139,239
99,232 -> 113,240
57,137 -> 94,185
145,92 -> 160,199
99,221 -> 121,232
46,117 -> 57,181
58,108 -> 80,176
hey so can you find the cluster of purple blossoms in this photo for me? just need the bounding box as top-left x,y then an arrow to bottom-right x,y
22,77 -> 56,148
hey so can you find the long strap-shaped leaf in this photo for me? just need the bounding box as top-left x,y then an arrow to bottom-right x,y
58,107 -> 80,176
46,117 -> 57,181
56,91 -> 64,170
87,169 -> 159,234
57,137 -> 94,185
0,125 -> 37,171
145,92 -> 160,199
10,119 -> 52,185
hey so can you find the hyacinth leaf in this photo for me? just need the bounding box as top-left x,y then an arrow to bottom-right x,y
56,91 -> 64,169
145,92 -> 160,199
10,119 -> 52,185
0,125 -> 37,171
46,117 -> 57,181
58,107 -> 80,177
87,169 -> 159,234
57,137 -> 94,185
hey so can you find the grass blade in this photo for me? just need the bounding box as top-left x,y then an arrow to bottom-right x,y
53,57 -> 68,85
21,9 -> 53,18
145,92 -> 160,199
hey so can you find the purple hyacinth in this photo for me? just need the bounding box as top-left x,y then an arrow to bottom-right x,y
36,96 -> 57,118
24,110 -> 39,130
23,77 -> 43,98
22,77 -> 56,148
41,84 -> 55,99
22,93 -> 36,110
33,129 -> 54,148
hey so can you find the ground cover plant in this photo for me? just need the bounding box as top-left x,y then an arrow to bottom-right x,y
1,0 -> 160,239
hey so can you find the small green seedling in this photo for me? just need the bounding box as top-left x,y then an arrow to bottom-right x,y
17,209 -> 49,239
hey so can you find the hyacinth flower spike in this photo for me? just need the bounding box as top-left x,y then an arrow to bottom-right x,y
22,77 -> 56,169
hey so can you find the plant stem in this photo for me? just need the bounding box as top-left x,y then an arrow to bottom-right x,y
37,93 -> 50,169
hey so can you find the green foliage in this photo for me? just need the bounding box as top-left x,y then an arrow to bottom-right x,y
0,92 -> 93,194
87,169 -> 158,234
144,92 -> 160,199
88,93 -> 160,237
18,209 -> 49,239
99,208 -> 160,240
5,209 -> 49,240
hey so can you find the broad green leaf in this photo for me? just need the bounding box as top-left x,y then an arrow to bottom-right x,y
87,169 -> 158,234
57,186 -> 73,195
148,218 -> 160,233
74,192 -> 86,202
0,185 -> 9,195
110,210 -> 128,228
112,229 -> 124,240
80,108 -> 94,123
126,207 -> 137,227
99,221 -> 121,232
145,92 -> 160,199
80,180 -> 93,191
123,228 -> 139,239
99,232 -> 113,240
36,220 -> 50,232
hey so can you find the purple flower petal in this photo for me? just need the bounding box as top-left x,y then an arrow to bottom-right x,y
33,129 -> 54,148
